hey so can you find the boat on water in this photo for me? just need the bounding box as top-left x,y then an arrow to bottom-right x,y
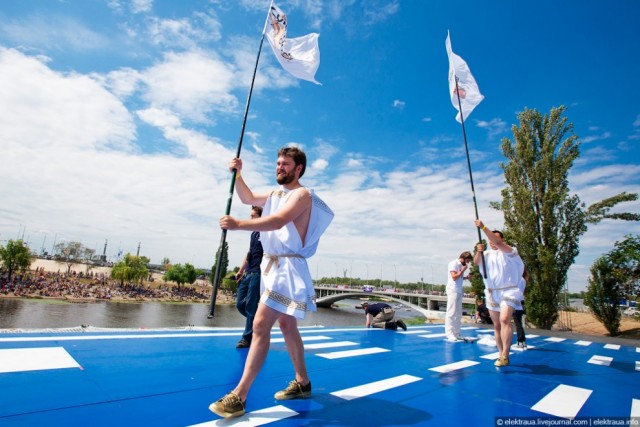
0,324 -> 637,426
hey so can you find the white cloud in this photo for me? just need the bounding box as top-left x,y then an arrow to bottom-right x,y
0,15 -> 109,52
96,67 -> 143,99
392,99 -> 405,109
137,107 -> 182,128
141,50 -> 239,123
477,117 -> 507,139
312,158 -> 329,171
581,131 -> 612,144
146,12 -> 222,49
132,0 -> 153,14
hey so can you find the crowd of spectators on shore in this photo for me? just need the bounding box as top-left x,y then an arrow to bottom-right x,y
0,268 -> 229,303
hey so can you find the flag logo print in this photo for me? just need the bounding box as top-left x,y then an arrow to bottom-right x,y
269,5 -> 292,61
265,2 -> 321,85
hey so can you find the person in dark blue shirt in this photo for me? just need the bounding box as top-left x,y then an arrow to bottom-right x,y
234,206 -> 264,349
361,302 -> 407,331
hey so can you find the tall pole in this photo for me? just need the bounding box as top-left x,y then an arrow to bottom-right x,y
454,76 -> 487,278
208,8 -> 272,318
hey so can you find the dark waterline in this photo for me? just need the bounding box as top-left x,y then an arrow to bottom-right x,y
0,298 -> 422,330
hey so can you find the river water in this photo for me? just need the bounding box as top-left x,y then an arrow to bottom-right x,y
0,298 -> 421,330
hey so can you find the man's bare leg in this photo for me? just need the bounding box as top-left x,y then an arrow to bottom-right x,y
489,310 -> 503,355
278,314 -> 309,385
231,303 -> 280,401
499,305 -> 515,357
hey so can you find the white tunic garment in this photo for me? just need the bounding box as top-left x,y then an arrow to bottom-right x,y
481,247 -> 524,311
259,187 -> 334,319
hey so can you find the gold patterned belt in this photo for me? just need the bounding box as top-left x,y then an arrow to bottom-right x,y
263,253 -> 304,275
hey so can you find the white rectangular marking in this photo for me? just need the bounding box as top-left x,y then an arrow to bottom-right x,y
429,360 -> 480,373
531,384 -> 592,419
0,347 -> 81,373
316,347 -> 390,360
575,341 -> 592,346
603,344 -> 620,350
188,405 -> 298,427
304,341 -> 357,350
545,337 -> 566,342
399,330 -> 432,335
525,334 -> 539,338
587,355 -> 613,366
272,335 -> 331,344
631,399 -> 640,418
511,345 -> 535,351
330,374 -> 422,401
481,351 -> 513,361
635,361 -> 640,372
418,333 -> 447,339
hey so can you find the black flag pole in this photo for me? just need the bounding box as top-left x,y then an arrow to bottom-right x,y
208,5 -> 272,319
454,76 -> 487,279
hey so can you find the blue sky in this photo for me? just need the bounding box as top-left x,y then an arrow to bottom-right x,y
1,0 -> 639,293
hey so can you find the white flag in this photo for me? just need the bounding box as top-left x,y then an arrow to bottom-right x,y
446,31 -> 484,123
266,2 -> 321,85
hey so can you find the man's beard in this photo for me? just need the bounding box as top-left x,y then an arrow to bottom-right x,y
276,169 -> 295,185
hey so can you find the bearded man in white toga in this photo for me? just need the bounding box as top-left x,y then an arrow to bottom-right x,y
209,146 -> 334,419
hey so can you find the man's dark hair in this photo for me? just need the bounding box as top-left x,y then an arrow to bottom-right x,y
459,251 -> 472,260
492,230 -> 504,239
278,146 -> 307,178
251,206 -> 263,217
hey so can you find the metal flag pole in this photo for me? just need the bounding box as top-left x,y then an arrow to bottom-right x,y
208,3 -> 273,318
454,76 -> 487,278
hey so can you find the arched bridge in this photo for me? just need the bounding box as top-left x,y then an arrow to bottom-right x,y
315,286 -> 476,318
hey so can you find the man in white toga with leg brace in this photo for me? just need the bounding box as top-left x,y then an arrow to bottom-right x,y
210,146 -> 334,419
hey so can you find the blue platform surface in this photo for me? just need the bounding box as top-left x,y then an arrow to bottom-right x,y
0,324 -> 638,426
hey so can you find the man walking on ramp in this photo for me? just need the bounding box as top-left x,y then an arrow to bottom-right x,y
473,220 -> 524,367
209,146 -> 334,419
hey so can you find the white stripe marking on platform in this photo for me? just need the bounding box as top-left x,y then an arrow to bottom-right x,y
331,374 -> 422,401
304,341 -> 358,350
272,335 -> 331,344
587,355 -> 613,366
316,347 -> 390,359
525,334 -> 539,338
399,329 -> 433,335
545,337 -> 566,342
429,360 -> 479,373
419,333 -> 447,339
635,361 -> 640,372
189,405 -> 298,427
575,341 -> 592,346
480,351 -> 513,360
603,344 -> 621,350
511,345 -> 535,351
531,384 -> 592,419
631,399 -> 640,418
0,347 -> 81,373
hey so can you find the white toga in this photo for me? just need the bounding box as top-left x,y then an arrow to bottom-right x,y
480,247 -> 524,311
259,187 -> 334,319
